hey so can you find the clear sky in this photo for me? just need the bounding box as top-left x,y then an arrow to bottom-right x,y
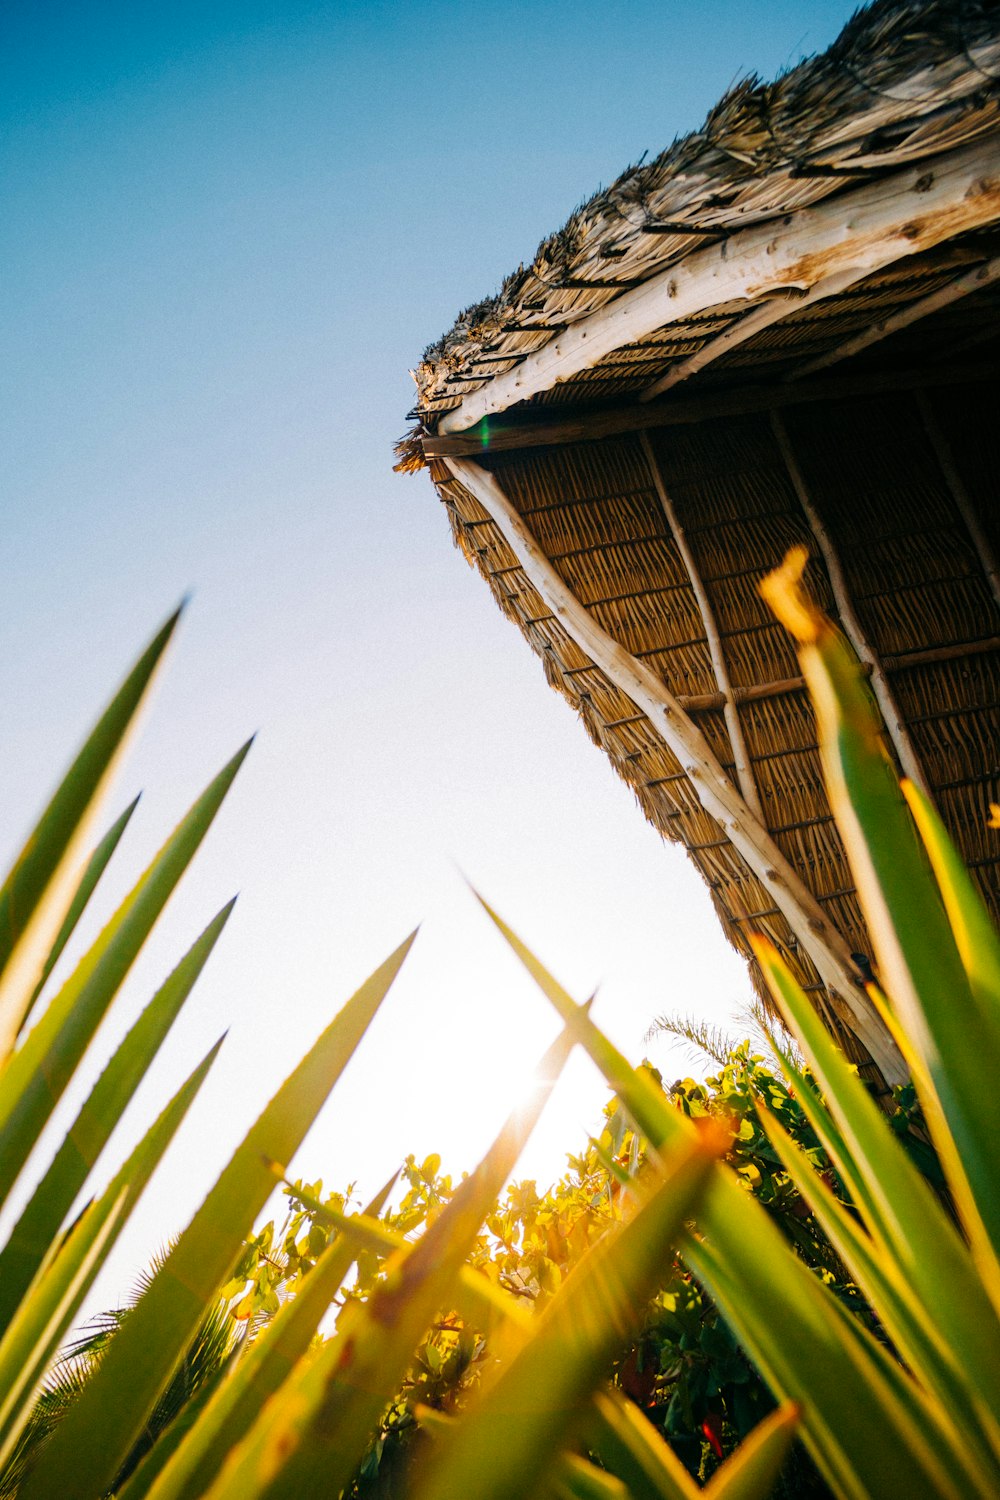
1,0 -> 860,1308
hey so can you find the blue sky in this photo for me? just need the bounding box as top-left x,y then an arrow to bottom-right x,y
1,0 -> 859,1305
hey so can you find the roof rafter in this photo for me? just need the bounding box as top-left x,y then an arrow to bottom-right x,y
437,137 -> 1000,436
787,254 -> 1000,380
769,409 -> 931,797
640,430 -> 765,820
444,455 -> 906,1088
639,268 -> 865,402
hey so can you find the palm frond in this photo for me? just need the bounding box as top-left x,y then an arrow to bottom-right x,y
643,1011 -> 737,1068
734,997 -> 806,1069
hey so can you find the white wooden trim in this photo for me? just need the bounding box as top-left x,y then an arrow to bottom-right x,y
639,431 -> 765,820
422,363 -> 997,459
789,255 -> 1000,380
438,138 -> 1000,435
446,456 -> 906,1086
915,390 -> 1000,611
639,269 -> 864,402
769,411 -> 933,799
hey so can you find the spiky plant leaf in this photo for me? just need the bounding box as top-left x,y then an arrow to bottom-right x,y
0,743 -> 250,1210
0,1038 -> 223,1476
901,778 -> 1000,1033
413,1126 -> 724,1500
762,547 -> 1000,1286
199,1024 -> 575,1500
757,1103 -> 1000,1480
136,1174 -> 399,1500
751,931 -> 1000,1447
0,901 -> 236,1331
16,934 -> 415,1500
474,895 -> 979,1500
0,610 -> 181,1055
22,795 -> 140,1033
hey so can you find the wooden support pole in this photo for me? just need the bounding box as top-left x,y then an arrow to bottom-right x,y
640,268 -> 865,402
788,255 -> 1000,380
675,635 -> 1000,710
438,138 -> 1000,435
420,362 -> 998,461
445,455 -> 906,1087
640,431 -> 765,819
915,389 -> 1000,612
769,410 -> 931,797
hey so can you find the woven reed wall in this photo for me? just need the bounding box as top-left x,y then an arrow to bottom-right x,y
432,374 -> 999,1074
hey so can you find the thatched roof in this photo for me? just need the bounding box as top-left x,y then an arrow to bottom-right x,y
399,0 -> 1000,1086
399,0 -> 999,463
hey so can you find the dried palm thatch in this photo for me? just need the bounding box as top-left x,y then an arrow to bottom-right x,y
398,0 -> 1000,1089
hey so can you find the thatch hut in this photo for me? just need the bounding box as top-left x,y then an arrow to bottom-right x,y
397,0 -> 1000,1090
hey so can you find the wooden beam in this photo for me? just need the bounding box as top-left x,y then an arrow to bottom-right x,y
678,677 -> 805,713
887,634 -> 1000,670
675,634 -> 1000,712
639,268 -> 865,402
788,255 -> 1000,380
420,362 -> 998,460
438,138 -> 1000,435
445,455 -> 906,1086
769,410 -> 931,797
640,432 -> 765,819
915,389 -> 1000,612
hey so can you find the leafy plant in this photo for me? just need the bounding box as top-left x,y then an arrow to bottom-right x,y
0,610 -> 797,1500
446,548 -> 1000,1500
4,545 -> 999,1500
0,612 -> 413,1496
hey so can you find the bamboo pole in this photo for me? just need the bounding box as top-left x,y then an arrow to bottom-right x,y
769,410 -> 932,797
438,138 -> 1000,435
639,432 -> 764,819
640,269 -> 864,402
675,636 -> 1000,710
788,256 -> 1000,380
445,456 -> 906,1087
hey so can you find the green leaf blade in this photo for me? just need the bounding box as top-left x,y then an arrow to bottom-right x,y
414,1129 -> 722,1500
23,794 -> 141,1033
141,1175 -> 398,1500
16,934 -> 414,1500
477,901 -> 978,1500
0,609 -> 181,1054
0,742 -> 250,1210
0,901 -> 236,1331
201,1023 -> 574,1500
0,1038 -> 222,1476
751,933 -> 1000,1433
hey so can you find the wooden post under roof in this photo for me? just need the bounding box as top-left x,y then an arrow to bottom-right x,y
445,454 -> 907,1088
768,409 -> 931,797
639,430 -> 765,820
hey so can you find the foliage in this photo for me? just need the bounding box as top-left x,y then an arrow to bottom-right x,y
2,549 -> 1000,1500
0,612 -> 414,1498
265,1038 -> 908,1496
